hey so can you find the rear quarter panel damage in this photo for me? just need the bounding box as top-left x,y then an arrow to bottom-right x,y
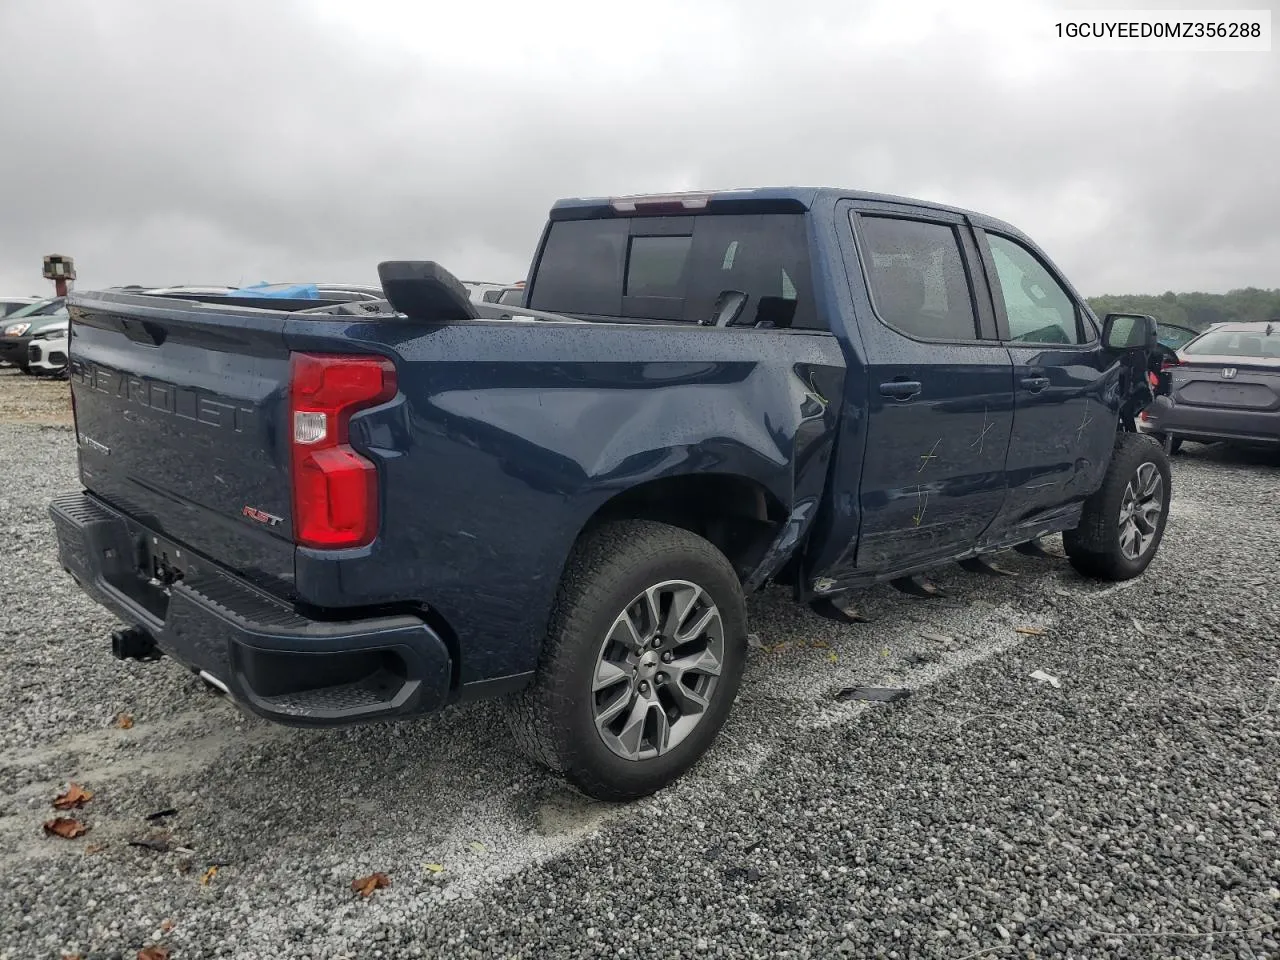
283,319 -> 847,687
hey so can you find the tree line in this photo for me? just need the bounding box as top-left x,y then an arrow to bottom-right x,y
1086,287 -> 1280,332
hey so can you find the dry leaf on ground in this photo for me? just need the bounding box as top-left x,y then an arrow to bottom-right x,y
84,843 -> 108,855
351,872 -> 391,897
53,783 -> 94,810
201,866 -> 218,886
424,863 -> 445,874
137,947 -> 170,960
44,817 -> 90,839
116,713 -> 135,729
1015,626 -> 1047,636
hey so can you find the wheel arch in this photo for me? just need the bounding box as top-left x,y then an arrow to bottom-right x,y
573,471 -> 791,585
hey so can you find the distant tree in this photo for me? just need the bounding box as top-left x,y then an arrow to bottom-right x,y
1086,288 -> 1280,331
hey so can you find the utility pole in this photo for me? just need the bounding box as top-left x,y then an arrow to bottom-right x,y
42,254 -> 76,297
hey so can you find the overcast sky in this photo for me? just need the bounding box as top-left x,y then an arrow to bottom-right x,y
1,0 -> 1275,299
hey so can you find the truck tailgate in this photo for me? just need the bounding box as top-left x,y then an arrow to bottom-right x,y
68,295 -> 296,596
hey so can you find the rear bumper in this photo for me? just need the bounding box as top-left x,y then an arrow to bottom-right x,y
1143,396 -> 1280,445
49,491 -> 453,726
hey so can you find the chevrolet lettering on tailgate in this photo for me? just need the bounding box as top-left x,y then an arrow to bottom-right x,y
70,359 -> 256,433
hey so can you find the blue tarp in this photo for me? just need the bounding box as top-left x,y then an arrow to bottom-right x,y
227,282 -> 321,299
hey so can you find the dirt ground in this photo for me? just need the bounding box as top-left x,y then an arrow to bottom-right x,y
0,366 -> 73,426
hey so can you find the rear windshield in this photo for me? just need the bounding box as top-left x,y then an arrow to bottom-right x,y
528,213 -> 821,329
1183,328 -> 1280,359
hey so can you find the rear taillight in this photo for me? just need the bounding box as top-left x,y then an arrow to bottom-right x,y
289,353 -> 397,549
1161,357 -> 1183,371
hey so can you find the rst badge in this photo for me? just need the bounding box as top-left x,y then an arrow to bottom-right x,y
242,505 -> 283,527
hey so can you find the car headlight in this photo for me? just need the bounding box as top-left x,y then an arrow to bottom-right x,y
3,322 -> 30,336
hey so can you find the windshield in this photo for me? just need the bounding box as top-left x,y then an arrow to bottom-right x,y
1157,324 -> 1199,349
1183,327 -> 1280,359
4,298 -> 59,320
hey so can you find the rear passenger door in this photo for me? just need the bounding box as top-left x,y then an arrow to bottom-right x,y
972,227 -> 1116,534
840,201 -> 1015,571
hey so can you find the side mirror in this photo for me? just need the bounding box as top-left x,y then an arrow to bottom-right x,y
377,261 -> 478,323
1102,313 -> 1158,352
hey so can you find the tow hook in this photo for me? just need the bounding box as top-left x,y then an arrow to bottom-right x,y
111,625 -> 162,662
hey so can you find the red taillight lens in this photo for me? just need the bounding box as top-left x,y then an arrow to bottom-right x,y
289,353 -> 396,549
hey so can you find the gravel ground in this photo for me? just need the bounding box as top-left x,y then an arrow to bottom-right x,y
1,365 -> 1278,959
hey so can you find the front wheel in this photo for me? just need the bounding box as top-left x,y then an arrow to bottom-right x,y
503,520 -> 747,801
1064,433 -> 1171,581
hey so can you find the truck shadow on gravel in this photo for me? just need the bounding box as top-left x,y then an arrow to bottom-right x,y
2,530 -> 1161,926
67,545 -> 1110,884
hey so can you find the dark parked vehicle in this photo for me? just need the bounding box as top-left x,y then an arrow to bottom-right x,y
1,296 -> 40,318
50,187 -> 1169,799
1156,321 -> 1201,351
1,298 -> 68,371
1143,320 -> 1280,452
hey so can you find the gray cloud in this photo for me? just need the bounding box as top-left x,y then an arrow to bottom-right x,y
1,0 -> 1275,297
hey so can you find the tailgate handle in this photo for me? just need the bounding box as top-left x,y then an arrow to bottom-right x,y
120,318 -> 167,347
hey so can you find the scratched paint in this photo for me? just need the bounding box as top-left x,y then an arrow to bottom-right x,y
971,406 -> 995,454
917,438 -> 941,474
1076,398 -> 1094,442
913,485 -> 929,526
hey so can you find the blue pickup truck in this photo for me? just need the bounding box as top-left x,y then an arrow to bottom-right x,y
51,187 -> 1170,800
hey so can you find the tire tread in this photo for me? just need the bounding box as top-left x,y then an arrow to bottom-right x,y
502,520 -> 744,799
1064,432 -> 1170,581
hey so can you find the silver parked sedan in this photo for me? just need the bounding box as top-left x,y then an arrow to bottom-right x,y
1142,321 -> 1280,452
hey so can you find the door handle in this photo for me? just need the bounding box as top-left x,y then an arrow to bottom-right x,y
879,379 -> 922,400
1020,376 -> 1050,393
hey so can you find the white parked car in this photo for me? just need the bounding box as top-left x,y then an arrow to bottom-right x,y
27,317 -> 69,377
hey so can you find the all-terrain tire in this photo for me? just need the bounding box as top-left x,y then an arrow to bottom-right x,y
502,520 -> 747,801
1063,432 -> 1172,581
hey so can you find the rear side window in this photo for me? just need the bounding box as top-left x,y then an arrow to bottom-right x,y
1184,328 -> 1280,358
856,215 -> 980,341
528,214 -> 822,329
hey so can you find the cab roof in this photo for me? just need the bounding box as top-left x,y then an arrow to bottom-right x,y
549,186 -> 998,224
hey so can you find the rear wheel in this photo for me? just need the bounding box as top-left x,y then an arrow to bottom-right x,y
1064,433 -> 1171,581
503,520 -> 747,801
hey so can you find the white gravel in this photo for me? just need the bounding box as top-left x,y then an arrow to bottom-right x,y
2,368 -> 1278,959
